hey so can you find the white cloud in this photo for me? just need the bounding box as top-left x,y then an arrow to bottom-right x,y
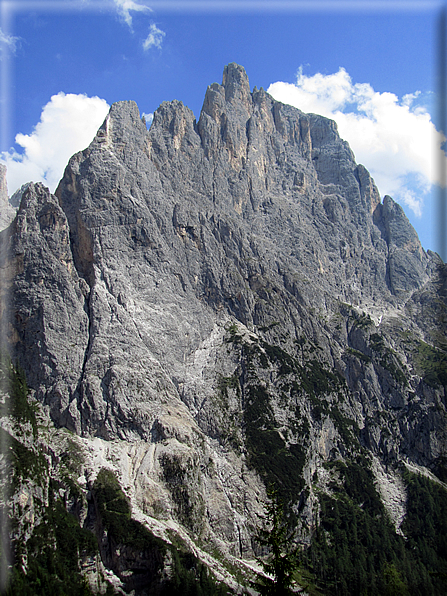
113,0 -> 152,29
1,93 -> 110,195
142,23 -> 165,50
268,67 -> 446,218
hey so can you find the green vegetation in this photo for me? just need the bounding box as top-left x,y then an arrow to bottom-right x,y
94,468 -> 166,554
0,356 -> 38,438
304,460 -> 447,595
224,330 -> 310,509
431,456 -> 447,483
414,341 -> 447,388
368,333 -> 409,386
258,322 -> 281,333
60,437 -> 85,477
225,328 -> 356,512
225,322 -> 241,342
4,428 -> 48,491
218,373 -> 240,394
350,311 -> 374,330
94,468 -> 229,594
370,333 -> 385,352
398,332 -> 447,388
4,331 -> 446,596
216,373 -> 243,448
161,549 -> 229,596
160,454 -> 205,534
243,381 -> 306,511
400,469 -> 447,591
256,486 -> 299,595
328,407 -> 359,446
381,355 -> 408,387
6,465 -> 230,596
346,347 -> 371,364
1,360 -> 96,595
6,484 -> 97,596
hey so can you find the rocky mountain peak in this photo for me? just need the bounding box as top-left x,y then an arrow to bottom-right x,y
90,99 -> 147,152
1,63 -> 446,595
222,61 -> 251,105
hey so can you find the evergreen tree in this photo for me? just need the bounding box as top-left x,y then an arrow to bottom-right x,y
382,563 -> 409,596
256,486 -> 300,595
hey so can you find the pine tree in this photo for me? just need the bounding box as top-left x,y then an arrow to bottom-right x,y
256,486 -> 300,595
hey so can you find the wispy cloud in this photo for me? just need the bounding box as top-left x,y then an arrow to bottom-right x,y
142,23 -> 165,50
112,0 -> 152,29
111,1 -> 165,51
141,112 -> 154,127
1,93 -> 110,195
0,27 -> 20,55
268,67 -> 446,218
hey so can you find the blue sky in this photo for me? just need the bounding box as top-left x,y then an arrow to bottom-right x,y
1,0 -> 446,257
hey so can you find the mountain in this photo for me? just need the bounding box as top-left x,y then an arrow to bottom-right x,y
1,63 -> 446,595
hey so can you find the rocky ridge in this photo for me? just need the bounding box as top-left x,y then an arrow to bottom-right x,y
1,63 -> 446,594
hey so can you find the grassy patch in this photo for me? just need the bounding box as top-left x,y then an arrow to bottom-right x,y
414,341 -> 447,388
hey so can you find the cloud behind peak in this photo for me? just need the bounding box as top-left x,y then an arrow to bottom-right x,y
268,67 -> 446,218
1,93 -> 110,195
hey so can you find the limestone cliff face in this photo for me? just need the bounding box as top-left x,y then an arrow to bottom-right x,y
1,64 -> 446,592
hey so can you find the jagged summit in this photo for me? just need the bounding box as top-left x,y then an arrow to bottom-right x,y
222,62 -> 249,88
1,63 -> 446,595
221,61 -> 251,103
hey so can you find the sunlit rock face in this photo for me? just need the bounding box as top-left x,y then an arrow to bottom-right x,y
0,165 -> 16,231
1,63 -> 446,592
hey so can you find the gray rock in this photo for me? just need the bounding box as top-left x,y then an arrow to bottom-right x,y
1,182 -> 90,427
